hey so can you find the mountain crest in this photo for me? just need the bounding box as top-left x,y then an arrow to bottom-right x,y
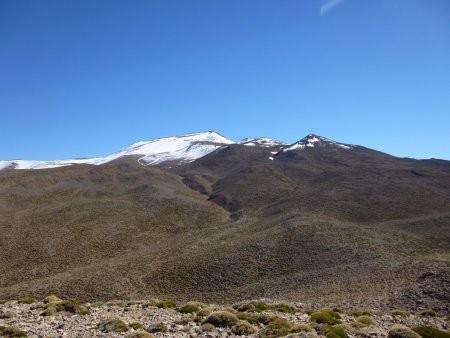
282,134 -> 353,152
0,132 -> 358,170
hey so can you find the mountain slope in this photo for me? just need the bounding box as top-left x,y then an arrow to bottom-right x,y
0,133 -> 449,314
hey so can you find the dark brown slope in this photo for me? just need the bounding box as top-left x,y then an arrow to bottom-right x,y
175,140 -> 450,222
1,138 -> 449,314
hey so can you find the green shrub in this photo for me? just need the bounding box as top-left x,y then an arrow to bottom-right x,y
205,311 -> 239,327
98,319 -> 128,333
247,313 -> 270,325
388,327 -> 422,338
129,322 -> 143,330
18,297 -> 37,304
310,309 -> 342,325
201,323 -> 216,332
356,316 -> 374,326
179,303 -> 201,313
275,305 -> 296,313
62,300 -> 91,315
236,303 -> 256,312
413,325 -> 450,338
0,300 -> 11,304
258,317 -> 292,338
43,295 -> 62,304
156,300 -> 176,308
291,323 -> 313,333
324,325 -> 347,338
254,300 -> 276,312
41,300 -> 90,316
231,320 -> 257,335
197,307 -> 212,316
0,325 -> 27,337
235,311 -> 250,321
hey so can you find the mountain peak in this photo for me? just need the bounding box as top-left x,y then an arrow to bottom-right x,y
282,134 -> 353,152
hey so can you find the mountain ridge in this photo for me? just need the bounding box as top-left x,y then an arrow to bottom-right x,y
0,131 -> 436,170
0,130 -> 449,313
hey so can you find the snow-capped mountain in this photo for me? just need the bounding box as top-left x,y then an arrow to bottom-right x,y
0,131 -> 235,170
0,132 -> 357,171
93,131 -> 234,165
282,134 -> 353,152
239,137 -> 286,147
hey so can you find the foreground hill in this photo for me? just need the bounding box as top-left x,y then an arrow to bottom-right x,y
0,133 -> 449,315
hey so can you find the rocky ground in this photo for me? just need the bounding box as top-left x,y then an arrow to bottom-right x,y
0,297 -> 449,338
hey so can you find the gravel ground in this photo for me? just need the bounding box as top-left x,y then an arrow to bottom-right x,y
0,299 -> 449,338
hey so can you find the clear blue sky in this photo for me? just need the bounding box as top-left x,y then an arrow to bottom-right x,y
1,0 -> 449,160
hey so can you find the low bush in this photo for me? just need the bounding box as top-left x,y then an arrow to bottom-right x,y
419,310 -> 437,317
156,300 -> 176,308
235,311 -> 250,321
231,320 -> 257,335
310,309 -> 342,325
254,300 -> 276,312
204,311 -> 239,327
18,297 -> 37,304
236,303 -> 256,312
275,305 -> 296,313
61,300 -> 91,315
43,295 -> 62,304
258,317 -> 292,338
196,307 -> 211,316
413,325 -> 450,338
388,327 -> 422,338
291,323 -> 314,333
356,315 -> 374,326
129,322 -> 143,330
178,303 -> 201,313
98,319 -> 128,333
0,325 -> 27,337
324,325 -> 347,338
247,313 -> 271,325
42,300 -> 90,316
201,323 -> 216,332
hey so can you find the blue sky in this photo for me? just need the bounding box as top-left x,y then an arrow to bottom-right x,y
1,0 -> 449,160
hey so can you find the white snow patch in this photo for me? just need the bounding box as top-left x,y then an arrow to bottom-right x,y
1,131 -> 235,170
239,137 -> 286,147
